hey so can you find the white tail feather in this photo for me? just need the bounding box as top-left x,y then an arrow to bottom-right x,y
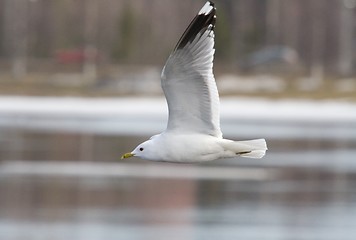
239,149 -> 266,158
222,138 -> 267,159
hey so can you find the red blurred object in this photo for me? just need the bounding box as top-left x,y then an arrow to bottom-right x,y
55,48 -> 98,64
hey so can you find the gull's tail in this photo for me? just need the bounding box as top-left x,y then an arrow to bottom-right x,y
223,138 -> 267,159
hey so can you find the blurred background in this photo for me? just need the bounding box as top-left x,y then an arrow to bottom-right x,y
0,0 -> 356,239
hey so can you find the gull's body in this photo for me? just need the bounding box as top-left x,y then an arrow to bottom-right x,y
122,1 -> 267,163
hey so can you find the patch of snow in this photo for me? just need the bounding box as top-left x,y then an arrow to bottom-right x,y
296,76 -> 323,91
335,78 -> 356,92
217,75 -> 286,93
114,67 -> 161,94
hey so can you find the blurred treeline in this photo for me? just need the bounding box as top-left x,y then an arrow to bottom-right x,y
0,0 -> 355,77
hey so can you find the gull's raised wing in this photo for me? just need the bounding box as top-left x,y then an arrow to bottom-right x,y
161,1 -> 222,138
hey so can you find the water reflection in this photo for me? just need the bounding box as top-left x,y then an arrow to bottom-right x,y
0,129 -> 356,240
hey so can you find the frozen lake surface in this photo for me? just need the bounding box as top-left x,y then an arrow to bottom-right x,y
1,152 -> 356,240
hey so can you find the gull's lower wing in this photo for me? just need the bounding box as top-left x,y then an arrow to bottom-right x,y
161,1 -> 222,138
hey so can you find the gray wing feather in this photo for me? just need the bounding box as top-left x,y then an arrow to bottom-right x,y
161,2 -> 222,138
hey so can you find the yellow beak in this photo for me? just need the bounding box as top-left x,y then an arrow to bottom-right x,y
121,152 -> 135,159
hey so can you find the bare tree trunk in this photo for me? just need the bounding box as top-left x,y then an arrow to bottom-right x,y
310,0 -> 325,87
338,0 -> 356,76
83,0 -> 98,83
4,0 -> 28,80
266,0 -> 281,45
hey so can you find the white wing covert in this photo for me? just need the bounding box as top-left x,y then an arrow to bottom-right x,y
161,1 -> 222,138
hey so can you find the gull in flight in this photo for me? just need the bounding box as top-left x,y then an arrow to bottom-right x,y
122,1 -> 267,163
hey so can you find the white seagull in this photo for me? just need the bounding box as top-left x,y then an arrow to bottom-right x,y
122,1 -> 267,163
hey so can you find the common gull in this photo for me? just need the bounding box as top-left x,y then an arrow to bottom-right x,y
122,1 -> 267,163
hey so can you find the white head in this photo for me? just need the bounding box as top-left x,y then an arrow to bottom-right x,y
121,138 -> 161,161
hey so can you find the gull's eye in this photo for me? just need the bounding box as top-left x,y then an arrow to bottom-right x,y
139,147 -> 144,151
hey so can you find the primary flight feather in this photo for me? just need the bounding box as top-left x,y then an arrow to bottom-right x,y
122,1 -> 267,163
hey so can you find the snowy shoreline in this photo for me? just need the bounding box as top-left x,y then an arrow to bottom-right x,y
0,96 -> 355,138
0,96 -> 356,122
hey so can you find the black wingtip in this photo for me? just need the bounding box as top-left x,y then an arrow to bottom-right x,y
174,1 -> 216,51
